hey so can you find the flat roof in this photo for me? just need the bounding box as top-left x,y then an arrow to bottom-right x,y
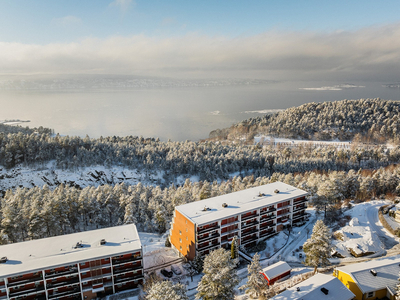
262,261 -> 291,280
337,255 -> 400,294
271,274 -> 355,300
176,182 -> 307,225
0,224 -> 142,278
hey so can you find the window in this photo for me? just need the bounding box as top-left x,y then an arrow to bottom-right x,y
367,292 -> 374,298
186,228 -> 188,232
180,246 -> 182,251
186,236 -> 188,241
186,220 -> 187,224
179,230 -> 182,235
179,238 -> 182,243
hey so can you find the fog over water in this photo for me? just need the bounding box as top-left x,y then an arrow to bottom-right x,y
1,80 -> 400,141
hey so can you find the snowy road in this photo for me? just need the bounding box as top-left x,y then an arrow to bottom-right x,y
366,203 -> 398,249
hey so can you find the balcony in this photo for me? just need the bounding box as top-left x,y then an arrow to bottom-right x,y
9,291 -> 46,300
241,219 -> 259,228
241,213 -> 259,222
113,266 -> 142,275
45,268 -> 78,279
112,255 -> 142,266
8,285 -> 45,297
114,274 -> 144,284
293,205 -> 306,212
259,222 -> 275,230
241,228 -> 258,238
197,224 -> 219,234
46,278 -> 80,289
48,289 -> 81,299
220,219 -> 239,228
277,218 -> 290,224
293,213 -> 306,220
197,241 -> 219,251
199,244 -> 219,255
241,234 -> 258,244
197,232 -> 220,243
260,214 -> 275,222
7,276 -> 43,287
293,198 -> 307,204
260,207 -> 276,214
220,227 -> 239,237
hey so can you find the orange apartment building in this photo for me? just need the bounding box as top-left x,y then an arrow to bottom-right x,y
170,182 -> 308,260
0,224 -> 143,300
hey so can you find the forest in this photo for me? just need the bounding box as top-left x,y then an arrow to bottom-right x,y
1,98 -> 400,244
210,98 -> 400,142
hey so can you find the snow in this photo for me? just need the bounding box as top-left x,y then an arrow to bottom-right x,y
0,161 -> 165,190
0,224 -> 141,278
332,201 -> 387,258
254,135 -> 351,148
176,182 -> 307,225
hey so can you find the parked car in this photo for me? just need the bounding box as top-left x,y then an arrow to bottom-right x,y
161,269 -> 173,278
299,253 -> 303,258
171,265 -> 182,275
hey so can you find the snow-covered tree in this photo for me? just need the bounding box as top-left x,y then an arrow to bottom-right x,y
196,248 -> 239,300
146,280 -> 188,300
303,220 -> 332,274
240,253 -> 267,298
231,236 -> 238,259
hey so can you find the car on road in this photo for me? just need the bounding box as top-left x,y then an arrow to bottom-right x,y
160,268 -> 173,278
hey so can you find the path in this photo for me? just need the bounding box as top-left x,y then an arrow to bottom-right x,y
366,203 -> 398,249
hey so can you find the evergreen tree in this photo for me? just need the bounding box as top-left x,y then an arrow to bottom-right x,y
146,280 -> 188,300
240,253 -> 267,298
231,236 -> 239,259
303,220 -> 332,274
196,248 -> 239,300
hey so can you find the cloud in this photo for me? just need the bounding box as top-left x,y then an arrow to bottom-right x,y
109,0 -> 134,13
1,23 -> 400,81
52,16 -> 81,27
299,84 -> 365,91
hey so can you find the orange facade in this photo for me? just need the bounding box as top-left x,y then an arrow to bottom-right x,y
170,210 -> 196,260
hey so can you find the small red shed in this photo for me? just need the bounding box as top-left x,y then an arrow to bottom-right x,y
261,261 -> 292,285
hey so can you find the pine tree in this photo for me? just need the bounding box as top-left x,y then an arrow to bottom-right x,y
303,220 -> 332,274
146,280 -> 188,300
196,248 -> 239,300
231,236 -> 238,259
240,253 -> 267,298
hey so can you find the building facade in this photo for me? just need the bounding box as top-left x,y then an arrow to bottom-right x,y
335,255 -> 400,300
170,182 -> 308,260
0,224 -> 143,300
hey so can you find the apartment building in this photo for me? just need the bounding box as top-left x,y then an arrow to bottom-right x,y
0,224 -> 143,300
170,182 -> 308,260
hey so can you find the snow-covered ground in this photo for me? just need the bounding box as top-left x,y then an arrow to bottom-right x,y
0,162 -> 165,190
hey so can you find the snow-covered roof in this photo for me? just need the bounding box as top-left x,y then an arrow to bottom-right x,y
336,255 -> 400,294
176,182 -> 307,225
271,274 -> 355,300
0,224 -> 141,278
262,261 -> 291,280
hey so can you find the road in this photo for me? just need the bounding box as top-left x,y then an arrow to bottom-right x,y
366,203 -> 398,249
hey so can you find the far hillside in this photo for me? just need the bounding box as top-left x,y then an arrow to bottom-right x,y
209,98 -> 400,143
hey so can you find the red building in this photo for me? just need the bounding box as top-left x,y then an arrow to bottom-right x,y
0,224 -> 143,300
261,261 -> 292,285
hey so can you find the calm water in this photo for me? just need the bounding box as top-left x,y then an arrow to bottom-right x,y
1,81 -> 400,141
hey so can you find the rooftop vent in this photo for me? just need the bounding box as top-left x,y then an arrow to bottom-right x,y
274,189 -> 280,193
203,206 -> 211,211
74,242 -> 83,249
0,257 -> 7,263
321,287 -> 329,295
100,239 -> 106,245
296,287 -> 300,292
370,269 -> 377,276
222,203 -> 228,208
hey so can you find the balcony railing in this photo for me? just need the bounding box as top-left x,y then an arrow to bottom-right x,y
112,255 -> 142,266
197,224 -> 220,234
197,232 -> 220,243
113,264 -> 142,275
8,286 -> 45,297
241,228 -> 258,237
46,278 -> 79,289
7,276 -> 43,287
293,213 -> 306,220
293,205 -> 306,212
260,230 -> 276,238
260,214 -> 275,222
199,244 -> 220,254
114,274 -> 144,284
293,198 -> 307,204
260,207 -> 276,215
220,227 -> 239,237
45,268 -> 78,279
220,219 -> 239,228
241,220 -> 259,228
241,213 -> 259,222
197,241 -> 219,251
241,234 -> 258,244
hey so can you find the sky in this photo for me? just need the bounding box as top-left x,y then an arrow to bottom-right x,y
1,0 -> 400,81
